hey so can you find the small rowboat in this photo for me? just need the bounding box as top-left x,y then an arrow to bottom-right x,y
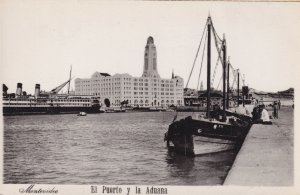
77,112 -> 87,116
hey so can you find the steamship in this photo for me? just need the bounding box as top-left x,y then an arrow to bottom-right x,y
2,81 -> 102,116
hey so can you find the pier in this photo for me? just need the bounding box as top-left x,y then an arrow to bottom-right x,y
224,106 -> 293,185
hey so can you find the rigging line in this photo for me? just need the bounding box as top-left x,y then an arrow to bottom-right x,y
213,28 -> 223,46
211,21 -> 225,92
231,66 -> 236,75
231,68 -> 238,89
231,70 -> 238,89
197,30 -> 208,90
241,73 -> 246,86
211,21 -> 222,43
211,23 -> 223,65
211,26 -> 224,87
212,26 -> 226,79
231,70 -> 236,88
210,23 -> 223,85
212,26 -> 222,54
231,79 -> 237,89
211,30 -> 221,80
227,64 -> 234,86
211,53 -> 221,86
216,75 -> 222,90
229,63 -> 236,75
185,20 -> 208,88
211,22 -> 221,42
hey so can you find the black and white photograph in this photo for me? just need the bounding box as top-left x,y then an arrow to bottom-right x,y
0,1 -> 299,195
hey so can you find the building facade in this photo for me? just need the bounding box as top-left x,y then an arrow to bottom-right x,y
75,36 -> 184,108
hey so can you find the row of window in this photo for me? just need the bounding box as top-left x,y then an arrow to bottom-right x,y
91,77 -> 178,83
107,100 -> 179,104
79,83 -> 182,89
77,78 -> 179,85
90,86 -> 179,91
90,91 -> 183,97
4,99 -> 90,103
4,103 -> 91,106
132,100 -> 176,104
81,86 -> 182,93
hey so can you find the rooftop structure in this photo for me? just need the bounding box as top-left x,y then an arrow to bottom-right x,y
75,36 -> 184,108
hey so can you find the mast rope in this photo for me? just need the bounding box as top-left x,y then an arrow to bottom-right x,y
185,20 -> 208,88
197,30 -> 208,90
211,22 -> 223,44
216,75 -> 222,90
229,64 -> 237,89
241,73 -> 246,86
210,23 -> 224,87
211,54 -> 221,87
185,18 -> 223,89
231,69 -> 238,89
230,63 -> 235,73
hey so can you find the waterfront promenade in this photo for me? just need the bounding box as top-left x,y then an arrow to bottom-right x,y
224,106 -> 294,185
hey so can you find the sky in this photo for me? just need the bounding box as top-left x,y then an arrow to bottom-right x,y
1,1 -> 300,94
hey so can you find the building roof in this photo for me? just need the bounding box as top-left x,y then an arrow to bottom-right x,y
99,73 -> 111,77
147,36 -> 154,44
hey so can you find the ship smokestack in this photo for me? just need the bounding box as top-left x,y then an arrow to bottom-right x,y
3,84 -> 8,96
16,83 -> 22,96
34,84 -> 40,98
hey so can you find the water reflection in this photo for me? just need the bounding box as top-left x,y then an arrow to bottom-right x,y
165,150 -> 195,176
4,112 -> 236,185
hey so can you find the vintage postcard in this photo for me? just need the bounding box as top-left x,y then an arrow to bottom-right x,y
0,1 -> 299,195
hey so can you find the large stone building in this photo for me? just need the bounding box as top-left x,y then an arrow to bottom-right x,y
75,36 -> 184,108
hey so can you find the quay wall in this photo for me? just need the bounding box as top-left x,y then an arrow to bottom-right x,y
224,107 -> 293,186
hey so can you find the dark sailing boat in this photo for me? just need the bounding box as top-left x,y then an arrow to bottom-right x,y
164,16 -> 252,157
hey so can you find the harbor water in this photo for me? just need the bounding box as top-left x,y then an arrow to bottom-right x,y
4,112 -> 237,185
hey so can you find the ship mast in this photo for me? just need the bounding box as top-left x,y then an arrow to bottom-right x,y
206,16 -> 211,119
237,69 -> 240,106
222,34 -> 227,119
227,57 -> 230,109
67,65 -> 72,94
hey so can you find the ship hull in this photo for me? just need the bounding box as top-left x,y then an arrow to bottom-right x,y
165,116 -> 251,157
167,135 -> 236,157
2,105 -> 101,115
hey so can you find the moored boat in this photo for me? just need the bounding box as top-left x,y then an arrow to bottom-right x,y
2,67 -> 102,115
164,15 -> 252,157
165,113 -> 250,156
2,93 -> 102,116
